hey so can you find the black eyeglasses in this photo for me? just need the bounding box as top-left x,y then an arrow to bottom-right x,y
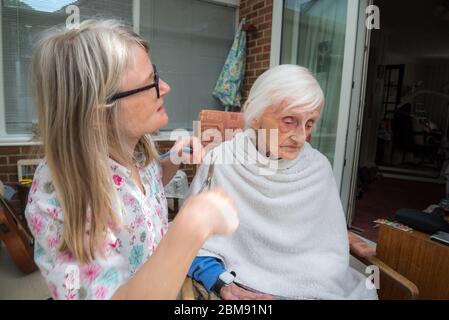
108,63 -> 160,103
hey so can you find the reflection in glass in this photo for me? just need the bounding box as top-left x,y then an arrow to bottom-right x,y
281,0 -> 348,164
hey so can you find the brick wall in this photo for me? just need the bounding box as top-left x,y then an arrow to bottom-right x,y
239,0 -> 273,101
0,145 -> 43,184
0,145 -> 43,215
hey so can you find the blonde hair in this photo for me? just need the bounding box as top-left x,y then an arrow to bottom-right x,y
31,19 -> 158,264
243,64 -> 324,128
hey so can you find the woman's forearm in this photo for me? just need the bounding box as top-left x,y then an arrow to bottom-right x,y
161,157 -> 180,186
111,210 -> 210,299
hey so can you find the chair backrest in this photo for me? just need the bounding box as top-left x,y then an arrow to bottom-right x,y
196,110 -> 244,148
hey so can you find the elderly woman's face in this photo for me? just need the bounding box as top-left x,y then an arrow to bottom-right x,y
252,103 -> 321,160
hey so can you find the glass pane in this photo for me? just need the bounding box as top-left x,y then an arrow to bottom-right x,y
281,0 -> 348,164
389,68 -> 399,83
387,88 -> 398,102
2,0 -> 133,135
140,0 -> 236,131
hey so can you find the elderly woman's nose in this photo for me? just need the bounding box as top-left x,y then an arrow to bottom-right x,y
159,79 -> 171,96
290,125 -> 307,144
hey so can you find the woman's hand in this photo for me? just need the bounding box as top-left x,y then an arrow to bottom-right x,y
171,136 -> 205,165
161,136 -> 205,185
181,187 -> 239,236
348,231 -> 376,258
220,283 -> 273,300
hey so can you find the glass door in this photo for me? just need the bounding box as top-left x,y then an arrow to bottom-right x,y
279,0 -> 360,192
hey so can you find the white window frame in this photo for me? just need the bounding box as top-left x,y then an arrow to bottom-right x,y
200,0 -> 240,8
270,0 -> 283,68
0,4 -> 34,144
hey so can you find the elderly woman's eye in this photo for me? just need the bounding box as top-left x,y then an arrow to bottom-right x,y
282,116 -> 296,125
306,120 -> 315,129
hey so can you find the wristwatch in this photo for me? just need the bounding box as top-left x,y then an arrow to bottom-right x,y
211,271 -> 236,295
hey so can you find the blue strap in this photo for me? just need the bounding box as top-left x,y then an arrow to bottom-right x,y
188,256 -> 226,292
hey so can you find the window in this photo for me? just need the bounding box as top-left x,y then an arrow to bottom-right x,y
140,0 -> 236,130
1,0 -> 133,137
0,0 -> 237,139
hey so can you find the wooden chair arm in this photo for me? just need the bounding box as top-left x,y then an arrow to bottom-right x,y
180,276 -> 195,300
352,253 -> 419,300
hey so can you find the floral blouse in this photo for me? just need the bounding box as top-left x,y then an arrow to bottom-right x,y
24,158 -> 169,300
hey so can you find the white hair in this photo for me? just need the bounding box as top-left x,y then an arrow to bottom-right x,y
242,64 -> 324,127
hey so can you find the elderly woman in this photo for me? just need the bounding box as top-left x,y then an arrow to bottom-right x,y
187,65 -> 377,300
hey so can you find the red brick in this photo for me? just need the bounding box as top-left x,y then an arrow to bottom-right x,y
257,37 -> 271,46
256,53 -> 270,62
263,44 -> 271,53
249,47 -> 262,55
20,146 -> 42,155
245,69 -> 255,77
0,147 -> 20,155
239,7 -> 250,17
8,174 -> 19,183
260,60 -> 270,68
247,39 -> 257,48
0,157 -> 6,165
252,16 -> 265,26
265,12 -> 273,22
0,165 -> 17,174
253,1 -> 265,11
8,155 -> 39,165
248,61 -> 262,69
247,11 -> 257,20
0,174 -> 8,182
264,29 -> 272,37
259,5 -> 273,16
259,22 -> 272,30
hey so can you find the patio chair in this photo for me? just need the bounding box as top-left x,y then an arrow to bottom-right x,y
179,110 -> 419,300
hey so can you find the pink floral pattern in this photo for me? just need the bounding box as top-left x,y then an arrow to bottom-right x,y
94,285 -> 108,300
25,159 -> 168,300
113,174 -> 123,187
29,214 -> 44,234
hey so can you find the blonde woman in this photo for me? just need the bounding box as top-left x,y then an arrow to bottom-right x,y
25,19 -> 238,300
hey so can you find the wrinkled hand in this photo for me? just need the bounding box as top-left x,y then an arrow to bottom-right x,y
220,283 -> 273,300
348,231 -> 376,258
171,136 -> 205,165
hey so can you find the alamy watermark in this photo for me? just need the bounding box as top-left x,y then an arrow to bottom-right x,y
365,265 -> 380,290
366,5 -> 380,30
166,122 -> 281,176
64,265 -> 80,291
65,5 -> 80,30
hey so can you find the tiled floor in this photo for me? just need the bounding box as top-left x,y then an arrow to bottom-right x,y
0,242 -> 50,300
352,176 -> 445,242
